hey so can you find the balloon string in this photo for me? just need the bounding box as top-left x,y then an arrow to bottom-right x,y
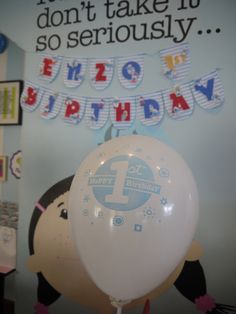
117,307 -> 122,314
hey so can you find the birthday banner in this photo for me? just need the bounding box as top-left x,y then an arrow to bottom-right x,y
37,53 -> 146,89
21,43 -> 225,129
36,43 -> 191,88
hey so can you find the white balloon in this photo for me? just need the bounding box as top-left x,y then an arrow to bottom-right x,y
69,135 -> 199,301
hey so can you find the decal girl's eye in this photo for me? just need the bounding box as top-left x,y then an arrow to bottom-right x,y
57,202 -> 68,220
60,208 -> 68,220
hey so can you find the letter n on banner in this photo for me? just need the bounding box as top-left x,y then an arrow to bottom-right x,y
63,57 -> 87,88
89,58 -> 114,90
110,96 -> 136,129
162,83 -> 194,120
61,95 -> 86,124
137,91 -> 164,126
85,97 -> 110,129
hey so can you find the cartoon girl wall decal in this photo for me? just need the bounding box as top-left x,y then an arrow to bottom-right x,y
27,173 -> 235,314
27,125 -> 235,314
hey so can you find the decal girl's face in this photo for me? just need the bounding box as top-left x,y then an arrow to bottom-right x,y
28,192 -> 79,293
27,190 -> 113,312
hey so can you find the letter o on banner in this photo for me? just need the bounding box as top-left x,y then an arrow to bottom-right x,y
122,61 -> 141,81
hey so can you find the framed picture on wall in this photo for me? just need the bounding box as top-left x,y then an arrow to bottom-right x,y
0,80 -> 23,125
0,156 -> 8,181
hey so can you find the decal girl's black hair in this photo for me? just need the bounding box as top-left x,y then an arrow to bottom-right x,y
28,175 -> 74,312
174,261 -> 236,313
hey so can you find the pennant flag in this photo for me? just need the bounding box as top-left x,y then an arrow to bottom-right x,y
162,83 -> 194,120
137,91 -> 164,126
117,54 -> 144,89
63,57 -> 87,88
20,81 -> 44,111
39,89 -> 62,119
89,58 -> 114,90
85,97 -> 110,129
110,96 -> 136,129
159,43 -> 190,82
38,54 -> 62,83
192,71 -> 224,111
61,94 -> 86,124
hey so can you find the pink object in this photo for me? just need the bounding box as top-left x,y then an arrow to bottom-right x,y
35,202 -> 46,213
195,294 -> 216,312
0,266 -> 15,274
34,302 -> 48,314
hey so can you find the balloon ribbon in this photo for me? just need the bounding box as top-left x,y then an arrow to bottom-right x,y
143,299 -> 150,314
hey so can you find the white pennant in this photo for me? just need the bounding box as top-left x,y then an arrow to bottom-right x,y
61,94 -> 86,124
162,83 -> 194,120
192,70 -> 224,111
137,91 -> 164,126
110,96 -> 136,129
63,57 -> 87,88
20,81 -> 44,112
85,97 -> 110,129
117,54 -> 144,89
90,58 -> 114,90
39,88 -> 62,119
38,54 -> 62,83
159,43 -> 190,82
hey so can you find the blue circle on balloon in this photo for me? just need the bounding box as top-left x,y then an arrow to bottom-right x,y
90,155 -> 160,211
0,34 -> 8,54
